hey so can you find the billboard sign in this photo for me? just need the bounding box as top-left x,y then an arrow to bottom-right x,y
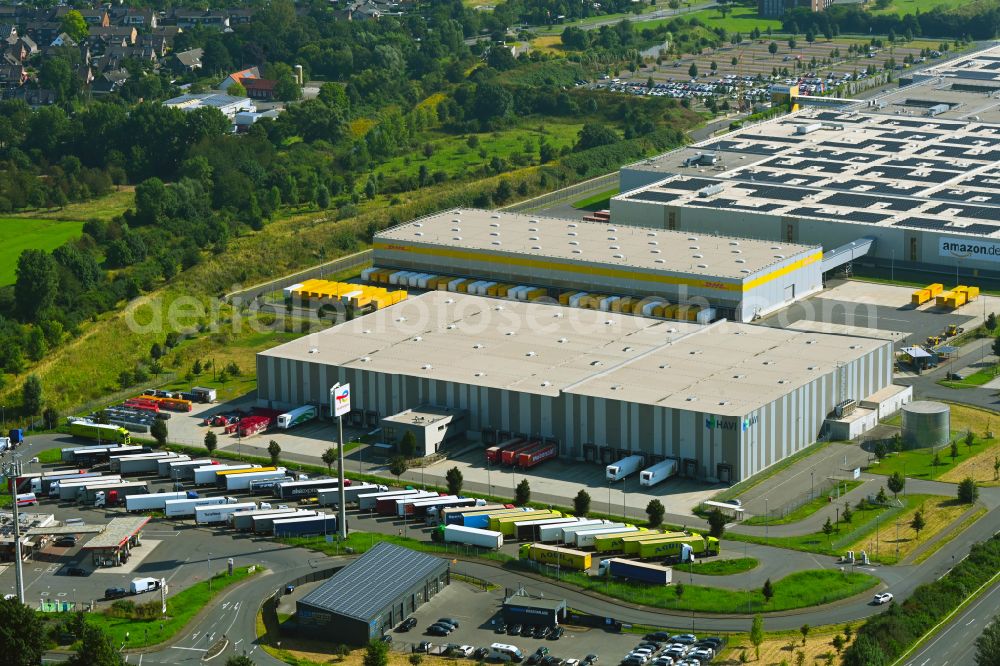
939,238 -> 1000,263
334,383 -> 351,417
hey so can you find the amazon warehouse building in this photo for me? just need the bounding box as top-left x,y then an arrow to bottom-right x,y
257,291 -> 902,483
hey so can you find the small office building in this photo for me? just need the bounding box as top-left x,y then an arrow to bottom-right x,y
381,406 -> 469,457
502,595 -> 568,628
297,542 -> 449,644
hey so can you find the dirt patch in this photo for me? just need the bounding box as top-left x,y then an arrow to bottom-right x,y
937,447 -> 1000,484
718,625 -> 855,665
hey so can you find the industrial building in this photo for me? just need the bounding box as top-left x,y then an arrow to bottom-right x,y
381,406 -> 469,457
613,44 -> 1000,284
296,542 -> 450,644
373,209 -> 824,322
257,292 -> 902,482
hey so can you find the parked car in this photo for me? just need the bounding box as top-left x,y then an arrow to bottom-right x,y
583,654 -> 598,665
284,585 -> 295,595
533,625 -> 550,639
104,587 -> 128,600
416,642 -> 431,653
54,535 -> 78,547
645,633 -> 671,642
528,647 -> 550,664
670,635 -> 697,645
495,621 -> 508,634
455,645 -> 475,657
873,592 -> 893,605
564,660 -> 580,666
549,626 -> 565,640
508,623 -> 523,636
541,656 -> 561,666
438,618 -> 460,629
474,647 -> 490,660
427,624 -> 452,636
398,617 -> 418,632
521,624 -> 535,637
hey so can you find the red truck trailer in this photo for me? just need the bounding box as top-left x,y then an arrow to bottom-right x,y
517,442 -> 558,468
485,438 -> 523,464
501,440 -> 539,465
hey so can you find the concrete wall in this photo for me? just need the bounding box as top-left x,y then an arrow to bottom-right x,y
257,337 -> 893,482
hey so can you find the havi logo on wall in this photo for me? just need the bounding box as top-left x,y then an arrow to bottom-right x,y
705,414 -> 757,431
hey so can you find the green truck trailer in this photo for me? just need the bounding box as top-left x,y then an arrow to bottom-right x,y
637,534 -> 720,561
519,543 -> 592,571
602,530 -> 688,554
69,421 -> 131,444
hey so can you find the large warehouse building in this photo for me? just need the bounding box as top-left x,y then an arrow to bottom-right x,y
613,45 -> 1000,283
257,292 -> 899,482
296,542 -> 449,644
372,209 -> 823,322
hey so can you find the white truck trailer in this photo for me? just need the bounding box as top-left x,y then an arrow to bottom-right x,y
169,459 -> 216,480
125,491 -> 195,512
537,518 -> 599,542
157,455 -> 190,477
606,455 -> 645,481
357,489 -> 420,511
230,508 -> 298,531
114,453 -> 181,475
443,524 -> 503,549
55,476 -> 123,500
559,521 -> 623,544
276,405 -> 317,429
195,502 -> 258,525
164,496 -> 233,518
193,464 -> 253,486
317,483 -> 380,508
639,459 -> 678,487
224,468 -> 287,492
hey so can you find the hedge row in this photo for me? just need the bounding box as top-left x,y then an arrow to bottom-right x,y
842,533 -> 1000,665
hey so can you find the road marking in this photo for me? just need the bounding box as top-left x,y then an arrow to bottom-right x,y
171,647 -> 208,652
139,653 -> 143,666
233,639 -> 243,647
966,619 -> 976,626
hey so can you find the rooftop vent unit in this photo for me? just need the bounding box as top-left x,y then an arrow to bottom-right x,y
697,183 -> 725,198
795,122 -> 823,135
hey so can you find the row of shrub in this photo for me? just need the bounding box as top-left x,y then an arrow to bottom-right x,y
842,533 -> 1000,665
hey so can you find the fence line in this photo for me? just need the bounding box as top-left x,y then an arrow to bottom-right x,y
225,250 -> 374,303
501,172 -> 618,213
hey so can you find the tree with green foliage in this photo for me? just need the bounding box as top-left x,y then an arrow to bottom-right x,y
932,452 -> 942,467
976,616 -> 1000,666
574,123 -> 620,151
43,405 -> 59,429
646,499 -> 665,527
59,9 -> 89,42
986,312 -> 997,332
762,578 -> 774,603
151,418 -> 168,447
707,508 -> 727,538
68,623 -> 123,666
21,374 -> 42,416
399,430 -> 417,458
674,581 -> 684,607
0,597 -> 47,666
910,509 -> 926,537
574,489 -> 591,516
688,62 -> 698,78
516,478 -> 531,505
769,42 -> 779,57
887,471 -> 905,499
842,503 -> 853,524
800,623 -> 810,645
363,639 -> 388,666
409,654 -> 423,666
950,441 -> 960,462
994,456 -> 1000,481
446,467 -> 463,496
750,615 -> 764,660
268,439 -> 281,466
227,82 -> 247,97
966,430 -> 976,452
822,517 -> 834,544
322,447 -> 337,474
389,456 -> 408,485
958,477 -> 979,504
204,430 -> 218,454
14,249 -> 58,322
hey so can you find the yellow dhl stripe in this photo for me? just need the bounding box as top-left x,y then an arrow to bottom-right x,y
374,242 -> 822,294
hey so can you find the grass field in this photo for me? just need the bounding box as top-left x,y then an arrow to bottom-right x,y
555,568 -> 877,614
640,5 -> 782,33
572,188 -> 619,210
374,122 -> 582,183
708,440 -> 834,507
846,496 -> 974,565
0,218 -> 84,285
742,481 -> 862,526
11,188 -> 134,222
727,495 -> 946,560
683,557 -> 758,576
57,565 -> 260,649
939,364 -> 998,388
870,0 -> 968,15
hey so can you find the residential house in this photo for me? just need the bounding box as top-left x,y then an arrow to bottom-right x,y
16,87 -> 58,106
171,47 -> 203,72
169,10 -> 230,30
0,64 -> 27,90
49,33 -> 77,49
123,8 -> 157,29
91,69 -> 129,96
216,66 -> 259,92
79,10 -> 111,27
151,25 -> 182,47
336,1 -> 382,21
138,34 -> 167,58
242,77 -> 277,101
0,24 -> 15,41
228,8 -> 254,26
23,22 -> 61,47
77,64 -> 94,87
89,26 -> 138,46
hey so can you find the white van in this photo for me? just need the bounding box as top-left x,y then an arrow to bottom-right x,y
489,644 -> 524,663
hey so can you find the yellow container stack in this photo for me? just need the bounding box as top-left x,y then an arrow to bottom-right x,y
285,279 -> 407,312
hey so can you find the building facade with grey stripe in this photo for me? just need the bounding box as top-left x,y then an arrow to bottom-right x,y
256,293 -> 894,483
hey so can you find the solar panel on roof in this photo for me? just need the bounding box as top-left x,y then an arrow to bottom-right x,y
786,207 -> 890,224
742,184 -> 811,202
925,202 -> 1000,222
625,190 -> 680,204
892,218 -> 999,236
298,542 -> 447,621
820,192 -> 923,212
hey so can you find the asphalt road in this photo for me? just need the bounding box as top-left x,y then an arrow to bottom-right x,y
900,576 -> 1000,666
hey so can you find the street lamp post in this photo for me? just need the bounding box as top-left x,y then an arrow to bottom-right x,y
810,471 -> 814,500
608,480 -> 612,515
487,461 -> 492,497
207,553 -> 212,591
2,456 -> 24,603
764,497 -> 769,542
